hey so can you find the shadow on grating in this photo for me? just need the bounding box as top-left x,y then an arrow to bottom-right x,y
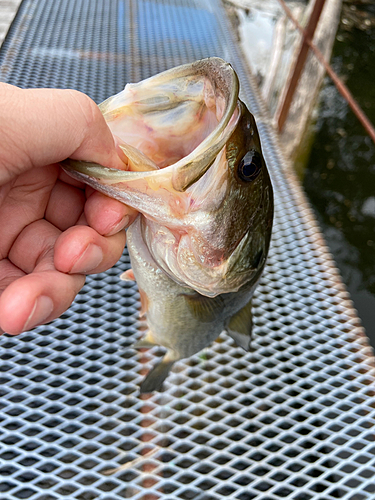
0,0 -> 375,499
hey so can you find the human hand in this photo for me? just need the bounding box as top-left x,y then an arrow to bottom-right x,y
0,83 -> 137,335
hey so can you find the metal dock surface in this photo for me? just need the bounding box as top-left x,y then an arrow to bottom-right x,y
0,1 -> 374,500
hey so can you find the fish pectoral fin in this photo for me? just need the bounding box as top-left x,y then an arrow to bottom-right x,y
138,287 -> 149,318
226,299 -> 253,351
184,293 -> 225,323
140,352 -> 177,393
120,269 -> 136,281
118,143 -> 160,172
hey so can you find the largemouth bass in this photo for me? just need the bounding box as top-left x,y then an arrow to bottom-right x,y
63,58 -> 273,393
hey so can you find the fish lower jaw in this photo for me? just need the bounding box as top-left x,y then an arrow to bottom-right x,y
184,277 -> 242,298
140,220 -> 253,297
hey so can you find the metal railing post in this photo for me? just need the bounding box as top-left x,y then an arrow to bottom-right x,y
276,0 -> 327,132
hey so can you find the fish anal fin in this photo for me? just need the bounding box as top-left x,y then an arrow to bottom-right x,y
184,293 -> 225,323
134,338 -> 155,349
226,299 -> 253,351
133,330 -> 156,349
140,353 -> 176,393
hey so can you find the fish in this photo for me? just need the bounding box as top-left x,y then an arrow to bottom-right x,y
62,57 -> 273,393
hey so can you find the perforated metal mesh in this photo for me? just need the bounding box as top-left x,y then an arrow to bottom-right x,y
1,1 -> 375,499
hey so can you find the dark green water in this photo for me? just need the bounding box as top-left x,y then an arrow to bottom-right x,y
303,1 -> 375,348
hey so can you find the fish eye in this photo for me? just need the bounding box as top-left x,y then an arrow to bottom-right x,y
237,151 -> 262,182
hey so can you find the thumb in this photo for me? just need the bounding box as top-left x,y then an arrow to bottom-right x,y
0,83 -> 123,185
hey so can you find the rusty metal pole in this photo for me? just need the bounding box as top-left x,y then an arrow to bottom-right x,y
276,0 -> 375,145
276,0 -> 327,132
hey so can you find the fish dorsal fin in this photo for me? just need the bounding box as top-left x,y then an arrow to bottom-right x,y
184,293 -> 225,323
226,300 -> 253,351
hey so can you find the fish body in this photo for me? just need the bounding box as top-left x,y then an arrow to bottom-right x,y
127,216 -> 263,392
63,58 -> 273,392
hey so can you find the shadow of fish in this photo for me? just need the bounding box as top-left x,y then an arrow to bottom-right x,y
62,58 -> 274,393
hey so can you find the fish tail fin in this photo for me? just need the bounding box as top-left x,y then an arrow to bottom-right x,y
226,299 -> 253,351
140,352 -> 176,393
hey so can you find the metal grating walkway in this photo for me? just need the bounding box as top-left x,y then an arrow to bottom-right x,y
0,1 -> 375,500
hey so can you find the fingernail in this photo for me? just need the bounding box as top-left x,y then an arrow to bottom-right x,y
106,215 -> 129,236
24,296 -> 54,331
71,244 -> 103,273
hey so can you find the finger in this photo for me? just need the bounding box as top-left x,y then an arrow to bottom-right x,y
58,166 -> 87,188
84,191 -> 138,236
0,165 -> 58,257
0,270 -> 85,335
8,219 -> 61,274
0,218 -> 88,335
45,179 -> 85,231
0,218 -> 86,334
54,225 -> 126,275
0,84 -> 125,185
0,259 -> 25,293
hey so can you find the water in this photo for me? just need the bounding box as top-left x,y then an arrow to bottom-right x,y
303,1 -> 375,349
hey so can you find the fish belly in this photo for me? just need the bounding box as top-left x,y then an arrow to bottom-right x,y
126,217 -> 225,360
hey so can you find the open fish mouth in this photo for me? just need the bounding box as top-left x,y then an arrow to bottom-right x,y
99,57 -> 240,189
63,57 -> 239,194
62,57 -> 273,297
